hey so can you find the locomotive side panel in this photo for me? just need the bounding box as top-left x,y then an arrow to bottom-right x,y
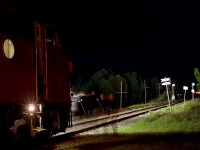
42,47 -> 72,131
47,46 -> 71,104
31,23 -> 73,133
0,34 -> 35,104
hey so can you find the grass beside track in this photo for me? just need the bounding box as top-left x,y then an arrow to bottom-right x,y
62,99 -> 200,150
118,100 -> 200,134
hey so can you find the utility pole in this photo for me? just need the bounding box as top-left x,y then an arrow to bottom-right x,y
142,80 -> 150,104
156,82 -> 162,97
115,81 -> 128,109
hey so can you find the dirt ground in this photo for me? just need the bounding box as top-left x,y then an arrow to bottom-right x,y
36,132 -> 200,150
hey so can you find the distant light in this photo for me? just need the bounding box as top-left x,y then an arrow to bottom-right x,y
172,84 -> 175,87
192,83 -> 195,86
196,91 -> 200,95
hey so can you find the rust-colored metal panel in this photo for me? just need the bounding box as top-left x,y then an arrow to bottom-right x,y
46,45 -> 71,104
0,33 -> 36,104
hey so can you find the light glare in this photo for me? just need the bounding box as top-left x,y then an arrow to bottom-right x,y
28,104 -> 35,112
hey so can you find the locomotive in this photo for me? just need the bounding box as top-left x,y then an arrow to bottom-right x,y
0,8 -> 72,144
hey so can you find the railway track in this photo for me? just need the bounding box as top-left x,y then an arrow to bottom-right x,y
49,101 -> 181,139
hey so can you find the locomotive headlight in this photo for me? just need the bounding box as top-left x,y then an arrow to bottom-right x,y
27,104 -> 36,112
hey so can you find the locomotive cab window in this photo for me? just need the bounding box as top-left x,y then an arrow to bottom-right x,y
3,39 -> 15,59
46,28 -> 61,48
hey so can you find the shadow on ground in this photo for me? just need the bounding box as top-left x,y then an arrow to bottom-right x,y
6,132 -> 200,150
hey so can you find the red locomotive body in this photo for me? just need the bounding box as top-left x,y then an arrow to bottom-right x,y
0,12 -> 72,143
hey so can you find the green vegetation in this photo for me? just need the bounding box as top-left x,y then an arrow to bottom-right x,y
72,68 -> 163,108
194,68 -> 200,90
117,99 -> 200,134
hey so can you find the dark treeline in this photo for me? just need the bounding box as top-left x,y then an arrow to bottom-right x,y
71,68 -> 170,109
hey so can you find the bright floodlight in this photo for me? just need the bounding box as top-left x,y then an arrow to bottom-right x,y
28,104 -> 35,112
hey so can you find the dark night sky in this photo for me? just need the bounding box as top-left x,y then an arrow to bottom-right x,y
1,1 -> 200,86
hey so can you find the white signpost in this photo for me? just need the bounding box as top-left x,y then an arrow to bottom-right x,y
183,86 -> 188,103
161,77 -> 171,111
161,77 -> 170,83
